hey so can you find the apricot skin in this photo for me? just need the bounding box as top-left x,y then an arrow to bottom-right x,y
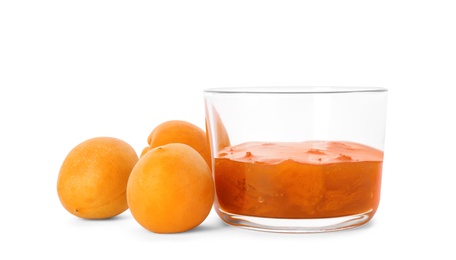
127,143 -> 214,233
57,137 -> 138,219
144,120 -> 211,167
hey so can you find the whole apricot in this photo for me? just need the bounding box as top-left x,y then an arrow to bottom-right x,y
57,137 -> 138,219
127,143 -> 214,233
143,120 -> 211,166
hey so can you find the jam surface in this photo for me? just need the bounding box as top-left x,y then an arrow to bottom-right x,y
214,141 -> 383,218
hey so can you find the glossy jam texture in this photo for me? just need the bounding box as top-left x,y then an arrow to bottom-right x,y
214,141 -> 383,219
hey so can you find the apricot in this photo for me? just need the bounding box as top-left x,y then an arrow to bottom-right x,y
140,146 -> 150,158
57,137 -> 138,219
143,120 -> 211,167
205,106 -> 231,152
127,143 -> 214,233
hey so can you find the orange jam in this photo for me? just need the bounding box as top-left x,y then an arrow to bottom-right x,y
214,141 -> 383,219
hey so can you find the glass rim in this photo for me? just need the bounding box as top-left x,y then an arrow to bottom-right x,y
204,86 -> 387,94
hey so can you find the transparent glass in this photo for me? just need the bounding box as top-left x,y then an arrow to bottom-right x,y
204,87 -> 388,233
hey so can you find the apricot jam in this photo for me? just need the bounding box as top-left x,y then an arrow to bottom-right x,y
214,141 -> 383,219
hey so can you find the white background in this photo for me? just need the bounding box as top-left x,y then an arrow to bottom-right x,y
1,0 -> 455,259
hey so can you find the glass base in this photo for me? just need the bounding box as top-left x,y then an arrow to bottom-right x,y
216,208 -> 374,233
